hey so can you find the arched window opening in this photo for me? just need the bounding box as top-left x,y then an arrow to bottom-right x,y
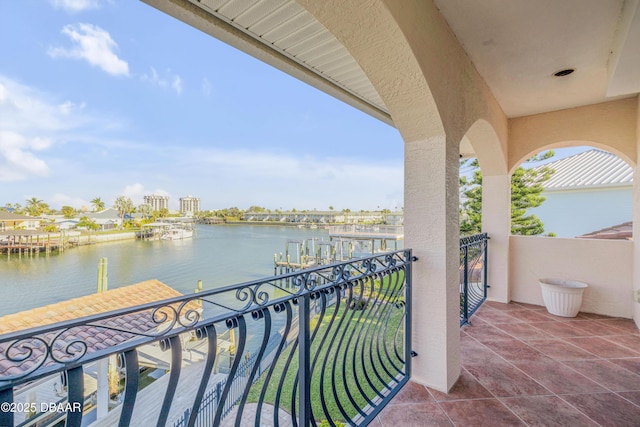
521,147 -> 633,239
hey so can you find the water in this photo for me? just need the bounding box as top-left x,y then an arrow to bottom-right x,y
0,224 -> 327,317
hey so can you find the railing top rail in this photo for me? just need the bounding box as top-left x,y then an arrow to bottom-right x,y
0,250 -> 410,344
459,233 -> 489,248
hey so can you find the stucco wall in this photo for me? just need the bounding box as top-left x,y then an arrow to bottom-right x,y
509,98 -> 638,172
509,235 -> 633,318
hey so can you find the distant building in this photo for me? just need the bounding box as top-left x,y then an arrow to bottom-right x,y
529,149 -> 632,237
179,195 -> 200,216
0,211 -> 41,231
144,195 -> 169,212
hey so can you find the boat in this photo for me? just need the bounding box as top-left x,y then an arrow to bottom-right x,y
161,226 -> 193,240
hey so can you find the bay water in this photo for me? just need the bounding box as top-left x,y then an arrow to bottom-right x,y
0,224 -> 327,317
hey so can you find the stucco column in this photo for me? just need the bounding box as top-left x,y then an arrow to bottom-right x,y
634,97 -> 640,328
482,174 -> 511,302
405,135 -> 460,392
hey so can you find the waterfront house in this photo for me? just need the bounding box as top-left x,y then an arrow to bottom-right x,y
2,1 -> 640,426
0,211 -> 40,231
83,208 -> 123,230
529,149 -> 633,237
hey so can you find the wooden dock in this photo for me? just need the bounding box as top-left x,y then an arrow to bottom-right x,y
0,230 -> 71,257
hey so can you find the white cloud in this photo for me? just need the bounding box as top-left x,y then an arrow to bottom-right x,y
48,23 -> 129,76
174,147 -> 403,210
0,131 -> 51,181
120,183 -> 170,206
58,100 -> 86,115
141,67 -> 183,95
172,75 -> 183,95
0,75 -> 133,186
202,78 -> 212,96
51,193 -> 90,209
49,0 -> 104,13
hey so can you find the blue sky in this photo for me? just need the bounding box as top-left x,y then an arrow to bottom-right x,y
0,0 -> 405,212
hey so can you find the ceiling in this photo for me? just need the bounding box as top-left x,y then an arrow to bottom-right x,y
145,0 -> 640,121
434,0 -> 640,118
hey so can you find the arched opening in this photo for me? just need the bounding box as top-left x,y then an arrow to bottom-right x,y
511,145 -> 633,240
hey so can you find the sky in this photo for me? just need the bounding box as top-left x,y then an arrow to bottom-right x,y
0,0 -> 405,212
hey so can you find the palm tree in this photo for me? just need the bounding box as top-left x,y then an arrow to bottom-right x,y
91,197 -> 105,212
113,196 -> 134,224
25,197 -> 46,216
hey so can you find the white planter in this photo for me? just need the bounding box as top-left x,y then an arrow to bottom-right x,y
539,278 -> 588,317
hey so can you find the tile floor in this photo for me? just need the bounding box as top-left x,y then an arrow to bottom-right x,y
371,301 -> 640,426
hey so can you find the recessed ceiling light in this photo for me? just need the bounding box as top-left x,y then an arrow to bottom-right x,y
553,68 -> 575,77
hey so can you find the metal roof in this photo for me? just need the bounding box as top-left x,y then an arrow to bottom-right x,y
535,149 -> 633,190
188,0 -> 387,115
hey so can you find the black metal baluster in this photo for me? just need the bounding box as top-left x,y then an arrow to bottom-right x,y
236,309 -> 270,427
119,350 -> 139,427
65,366 -> 84,427
187,324 -> 217,427
317,289 -> 345,423
213,316 -> 246,427
298,293 -> 311,427
0,387 -> 14,427
327,284 -> 357,421
256,302 -> 291,427
157,335 -> 182,427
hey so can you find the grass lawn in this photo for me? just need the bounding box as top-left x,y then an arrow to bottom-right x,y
246,270 -> 407,424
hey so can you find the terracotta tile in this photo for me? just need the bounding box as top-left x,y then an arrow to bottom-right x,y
439,399 -> 525,426
428,368 -> 492,401
511,302 -> 547,311
460,335 -> 501,366
465,359 -> 550,397
378,402 -> 452,427
493,322 -> 550,340
483,301 -> 527,312
531,321 -> 600,338
482,339 -> 549,363
502,395 -> 599,427
598,318 -> 640,333
563,392 -> 640,427
564,337 -> 640,358
570,320 -> 634,336
605,334 -> 640,352
577,312 -> 618,320
525,338 -> 598,361
386,381 -> 432,405
609,358 -> 640,376
369,417 -> 384,427
618,391 -> 640,407
513,360 -> 605,394
474,310 -> 523,324
564,360 -> 640,391
463,324 -> 514,344
507,310 -> 557,323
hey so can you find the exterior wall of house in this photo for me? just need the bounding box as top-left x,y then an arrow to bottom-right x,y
634,96 -> 640,327
509,98 -> 638,172
510,236 -> 633,318
530,186 -> 633,237
294,0 -> 510,392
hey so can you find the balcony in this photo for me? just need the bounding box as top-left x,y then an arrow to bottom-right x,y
0,251 -> 412,427
373,301 -> 640,426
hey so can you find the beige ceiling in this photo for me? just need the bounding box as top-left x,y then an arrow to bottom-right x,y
434,0 -> 640,118
144,0 -> 640,121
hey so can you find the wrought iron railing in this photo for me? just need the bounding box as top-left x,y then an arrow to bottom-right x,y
460,233 -> 489,325
0,250 -> 412,427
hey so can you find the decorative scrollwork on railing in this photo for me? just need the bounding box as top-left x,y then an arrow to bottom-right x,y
0,250 -> 412,389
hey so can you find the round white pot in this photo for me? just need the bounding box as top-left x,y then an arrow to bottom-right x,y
539,278 -> 588,318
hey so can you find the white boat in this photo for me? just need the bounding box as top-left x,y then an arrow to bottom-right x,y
161,227 -> 193,240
